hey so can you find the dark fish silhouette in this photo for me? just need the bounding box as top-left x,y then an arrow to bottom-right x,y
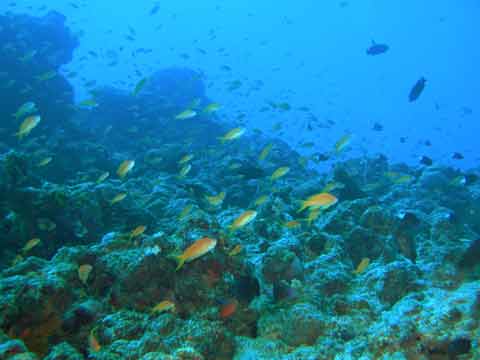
409,77 -> 427,102
419,156 -> 433,166
366,41 -> 389,56
452,152 -> 464,160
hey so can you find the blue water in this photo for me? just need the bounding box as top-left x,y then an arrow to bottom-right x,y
4,0 -> 479,170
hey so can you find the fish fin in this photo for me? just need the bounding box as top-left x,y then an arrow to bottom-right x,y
175,255 -> 185,271
297,203 -> 306,213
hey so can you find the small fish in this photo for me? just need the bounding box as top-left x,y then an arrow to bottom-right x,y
22,238 -> 41,252
132,77 -> 148,96
228,244 -> 243,257
202,103 -> 221,114
298,193 -> 338,213
218,127 -> 245,143
130,225 -> 146,239
335,134 -> 352,154
393,174 -> 414,184
35,70 -> 57,82
78,264 -> 93,284
15,115 -> 41,139
78,98 -> 98,108
12,101 -> 36,118
254,195 -> 268,206
37,218 -> 56,232
19,50 -> 37,62
88,330 -> 101,353
270,166 -> 290,181
409,77 -> 427,102
116,160 -> 135,178
219,299 -> 238,319
284,220 -> 301,229
449,175 -> 467,187
178,204 -> 193,220
353,258 -> 370,274
152,300 -> 176,314
175,109 -> 197,120
178,164 -> 191,178
37,156 -> 52,167
258,143 -> 273,161
419,155 -> 433,166
321,181 -> 345,193
96,171 -> 110,184
366,41 -> 389,56
229,210 -> 257,231
452,152 -> 464,160
205,191 -> 225,207
110,192 -> 127,205
175,237 -> 217,270
178,154 -> 194,164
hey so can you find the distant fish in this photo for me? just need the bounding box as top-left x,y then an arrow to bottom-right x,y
228,244 -> 243,257
298,192 -> 338,213
174,237 -> 217,270
96,171 -> 110,184
116,160 -> 135,178
452,152 -> 464,160
132,77 -> 148,96
254,195 -> 268,207
270,166 -> 290,181
129,225 -> 146,239
258,143 -> 273,161
219,299 -> 238,319
15,115 -> 41,139
78,264 -> 93,285
88,330 -> 101,353
22,238 -> 41,253
229,210 -> 257,231
335,134 -> 352,154
419,155 -> 433,166
409,77 -> 427,102
178,204 -> 193,220
12,101 -> 36,119
205,191 -> 225,207
175,109 -> 197,120
110,192 -> 127,205
35,70 -> 56,82
178,154 -> 194,164
353,258 -> 370,274
219,127 -> 246,143
37,156 -> 52,167
366,41 -> 389,56
202,103 -> 222,114
152,300 -> 175,313
178,164 -> 192,178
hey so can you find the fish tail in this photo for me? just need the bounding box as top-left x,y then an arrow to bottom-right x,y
175,255 -> 186,271
297,202 -> 307,213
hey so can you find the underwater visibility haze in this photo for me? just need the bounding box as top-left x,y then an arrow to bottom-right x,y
0,0 -> 479,359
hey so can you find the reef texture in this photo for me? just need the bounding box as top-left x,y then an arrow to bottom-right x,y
0,10 -> 479,360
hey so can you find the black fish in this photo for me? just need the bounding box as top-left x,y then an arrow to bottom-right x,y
465,173 -> 479,185
409,77 -> 427,102
372,122 -> 383,131
400,137 -> 407,143
366,41 -> 389,56
419,156 -> 433,166
452,152 -> 464,160
232,275 -> 260,304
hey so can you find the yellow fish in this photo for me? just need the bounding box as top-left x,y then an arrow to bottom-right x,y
152,300 -> 176,313
178,164 -> 191,178
335,134 -> 352,154
178,204 -> 193,220
178,154 -> 194,164
175,109 -> 197,120
78,98 -> 98,108
37,218 -> 56,231
110,192 -> 127,205
321,181 -> 345,193
35,70 -> 56,82
228,244 -> 243,257
88,330 -> 101,353
271,166 -> 290,181
22,238 -> 41,252
298,192 -> 338,213
229,210 -> 257,231
353,258 -> 370,274
254,195 -> 268,207
96,171 -> 110,184
202,103 -> 221,114
205,191 -> 225,207
218,127 -> 245,143
15,115 -> 41,139
78,264 -> 93,284
132,77 -> 148,96
129,225 -> 146,239
284,220 -> 301,229
258,143 -> 273,161
37,157 -> 52,167
393,175 -> 414,184
116,160 -> 135,178
175,237 -> 217,270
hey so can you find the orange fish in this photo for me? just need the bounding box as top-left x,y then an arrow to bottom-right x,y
116,160 -> 135,178
175,237 -> 217,270
78,264 -> 93,284
353,258 -> 370,274
284,220 -> 301,229
88,330 -> 101,353
219,299 -> 238,319
298,192 -> 338,213
229,210 -> 257,231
